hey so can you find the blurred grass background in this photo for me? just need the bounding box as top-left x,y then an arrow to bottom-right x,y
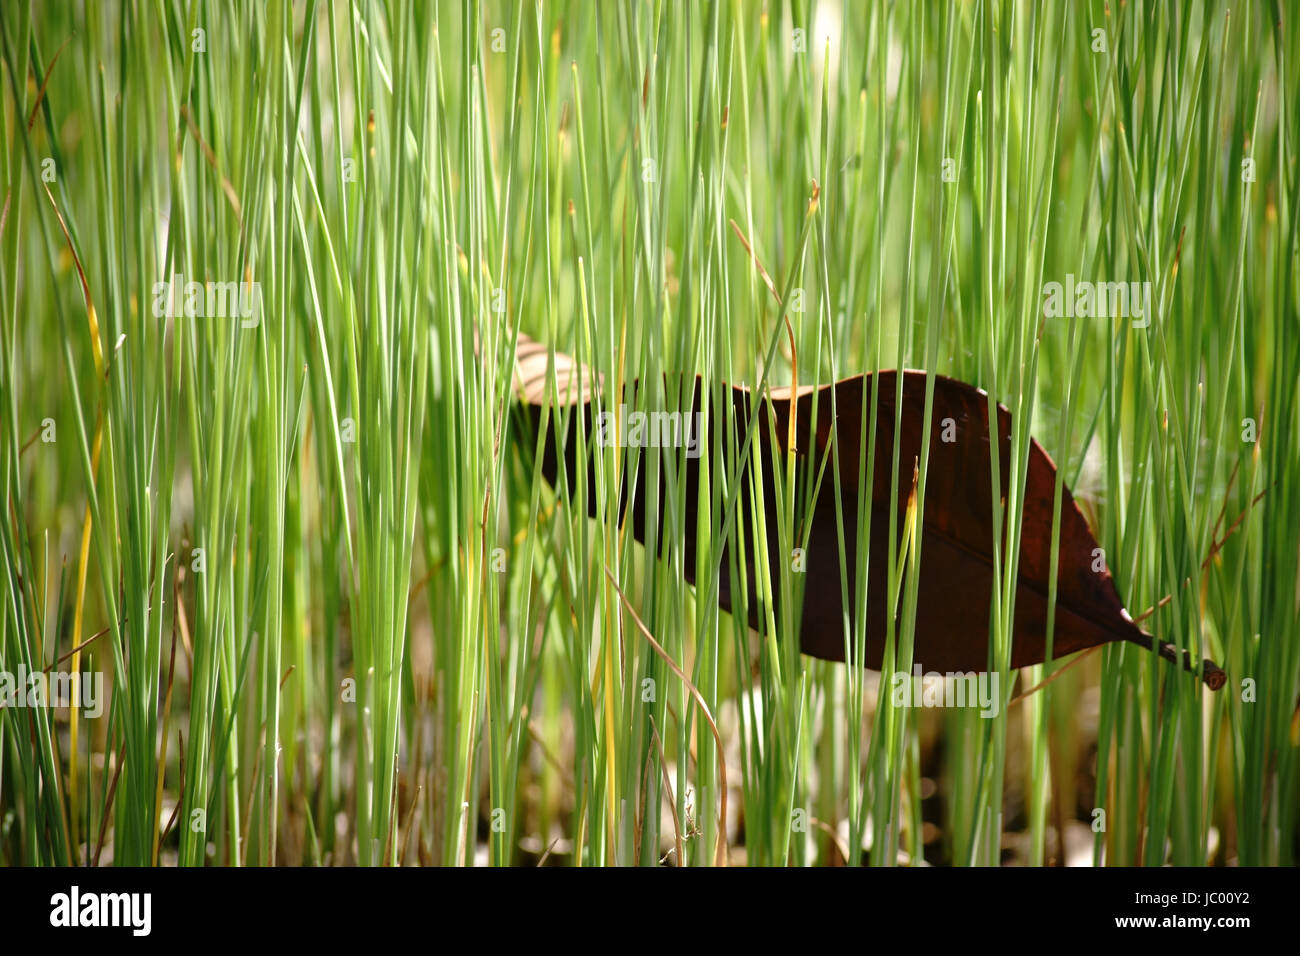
1,0 -> 1296,866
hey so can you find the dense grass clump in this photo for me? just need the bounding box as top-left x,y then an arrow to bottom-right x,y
1,0 -> 1296,866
